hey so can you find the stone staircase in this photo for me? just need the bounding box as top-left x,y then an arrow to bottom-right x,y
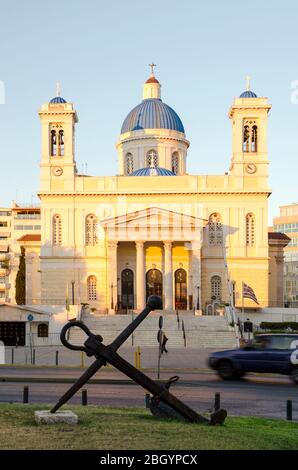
69,311 -> 237,350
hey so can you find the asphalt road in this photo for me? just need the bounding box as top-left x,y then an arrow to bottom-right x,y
0,368 -> 297,420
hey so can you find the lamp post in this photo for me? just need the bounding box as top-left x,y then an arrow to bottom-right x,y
110,283 -> 114,310
196,285 -> 200,310
71,280 -> 75,305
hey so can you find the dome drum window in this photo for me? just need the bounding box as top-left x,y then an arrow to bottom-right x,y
171,152 -> 179,174
125,153 -> 134,175
146,149 -> 158,168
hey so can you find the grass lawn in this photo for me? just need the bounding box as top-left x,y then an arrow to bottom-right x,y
0,404 -> 297,450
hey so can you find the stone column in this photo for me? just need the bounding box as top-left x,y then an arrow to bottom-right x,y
135,241 -> 145,310
191,240 -> 201,311
164,241 -> 173,310
108,241 -> 118,313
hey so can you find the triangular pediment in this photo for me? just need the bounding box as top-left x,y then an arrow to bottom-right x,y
101,207 -> 206,241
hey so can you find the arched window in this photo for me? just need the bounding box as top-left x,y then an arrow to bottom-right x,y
146,149 -> 158,168
87,275 -> 97,301
251,125 -> 257,152
85,214 -> 99,246
50,130 -> 57,156
58,130 -> 64,156
208,213 -> 223,246
243,120 -> 258,153
146,269 -> 162,301
125,153 -> 134,175
246,213 -> 255,246
211,275 -> 222,301
53,214 -> 62,246
171,152 -> 179,174
37,323 -> 49,338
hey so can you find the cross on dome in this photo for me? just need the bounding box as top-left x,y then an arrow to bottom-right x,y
56,81 -> 61,97
148,62 -> 157,75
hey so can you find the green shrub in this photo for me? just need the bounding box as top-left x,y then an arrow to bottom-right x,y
259,321 -> 298,331
15,247 -> 26,305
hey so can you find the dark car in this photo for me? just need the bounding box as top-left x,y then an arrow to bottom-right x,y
208,334 -> 298,383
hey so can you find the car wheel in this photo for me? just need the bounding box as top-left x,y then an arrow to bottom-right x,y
290,368 -> 298,384
217,361 -> 236,380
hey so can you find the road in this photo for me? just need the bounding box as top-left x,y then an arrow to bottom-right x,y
0,367 -> 297,420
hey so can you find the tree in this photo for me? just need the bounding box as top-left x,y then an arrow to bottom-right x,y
15,247 -> 26,305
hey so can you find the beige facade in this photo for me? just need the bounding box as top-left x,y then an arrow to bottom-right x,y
36,73 -> 277,313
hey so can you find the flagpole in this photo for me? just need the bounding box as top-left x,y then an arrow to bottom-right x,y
242,281 -> 244,326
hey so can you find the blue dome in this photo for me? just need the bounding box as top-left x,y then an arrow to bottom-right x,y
121,98 -> 185,134
49,96 -> 67,104
130,167 -> 176,176
239,90 -> 257,98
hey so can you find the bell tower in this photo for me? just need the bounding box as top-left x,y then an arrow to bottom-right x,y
39,84 -> 78,192
228,77 -> 271,186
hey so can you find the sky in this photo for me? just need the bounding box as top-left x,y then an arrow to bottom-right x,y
0,0 -> 297,223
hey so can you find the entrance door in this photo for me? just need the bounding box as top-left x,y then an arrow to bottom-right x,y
175,268 -> 187,310
121,269 -> 134,309
0,322 -> 26,346
146,269 -> 163,303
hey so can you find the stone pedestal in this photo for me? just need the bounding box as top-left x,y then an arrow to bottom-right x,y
34,410 -> 78,425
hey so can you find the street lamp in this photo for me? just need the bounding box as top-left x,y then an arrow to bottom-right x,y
71,280 -> 75,305
196,285 -> 200,310
110,283 -> 114,310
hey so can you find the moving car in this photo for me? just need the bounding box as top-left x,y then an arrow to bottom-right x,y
208,334 -> 298,383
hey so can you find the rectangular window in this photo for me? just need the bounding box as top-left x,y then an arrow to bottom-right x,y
0,222 -> 8,227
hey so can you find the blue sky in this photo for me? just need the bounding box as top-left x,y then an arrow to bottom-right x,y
0,0 -> 297,222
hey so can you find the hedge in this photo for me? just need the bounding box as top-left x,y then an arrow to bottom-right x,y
260,322 -> 298,331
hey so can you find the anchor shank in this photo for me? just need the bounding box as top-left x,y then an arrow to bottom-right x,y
94,342 -> 209,423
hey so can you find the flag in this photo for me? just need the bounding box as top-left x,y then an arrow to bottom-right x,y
243,283 -> 259,305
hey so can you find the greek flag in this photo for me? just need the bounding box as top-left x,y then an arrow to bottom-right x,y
243,283 -> 259,305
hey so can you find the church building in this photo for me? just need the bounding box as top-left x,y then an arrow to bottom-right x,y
36,68 -> 280,313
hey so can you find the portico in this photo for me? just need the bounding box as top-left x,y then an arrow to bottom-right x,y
102,207 -> 205,312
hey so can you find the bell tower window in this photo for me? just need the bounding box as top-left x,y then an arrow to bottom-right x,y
243,120 -> 258,153
50,130 -> 57,156
50,124 -> 65,157
58,130 -> 64,156
146,149 -> 158,168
